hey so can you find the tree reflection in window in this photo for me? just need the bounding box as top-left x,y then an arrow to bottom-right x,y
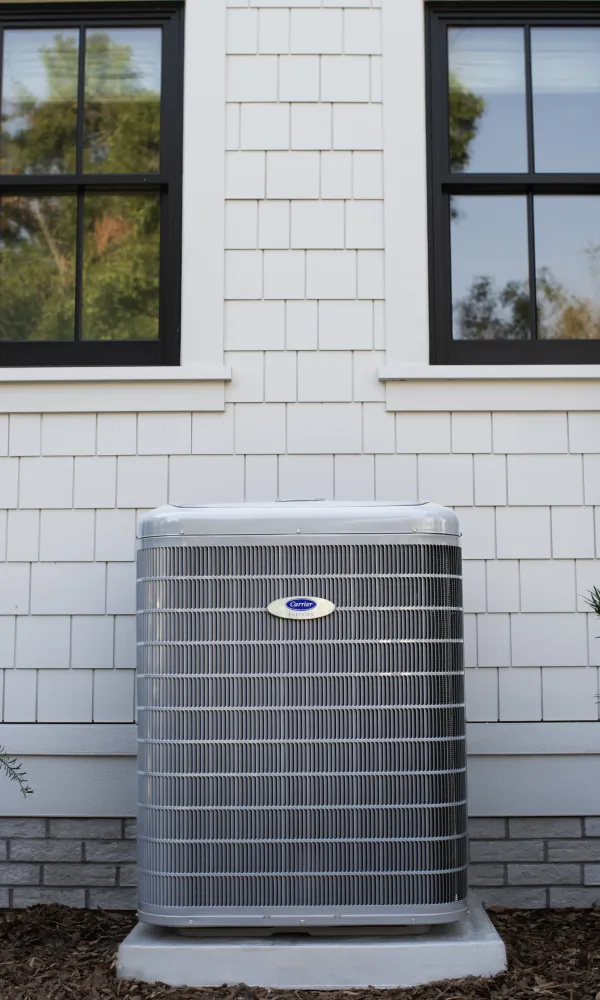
0,28 -> 160,342
448,73 -> 484,173
447,28 -> 600,343
0,194 -> 76,342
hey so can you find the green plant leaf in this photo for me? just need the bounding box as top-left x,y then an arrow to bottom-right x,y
584,587 -> 600,618
0,746 -> 33,797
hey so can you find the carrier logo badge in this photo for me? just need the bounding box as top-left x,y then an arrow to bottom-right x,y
267,597 -> 335,620
286,599 -> 316,612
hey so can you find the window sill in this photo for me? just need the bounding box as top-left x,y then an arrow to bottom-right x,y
380,365 -> 600,411
0,365 -> 231,413
0,364 -> 231,383
379,364 -> 600,381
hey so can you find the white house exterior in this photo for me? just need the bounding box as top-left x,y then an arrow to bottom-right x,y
1,0 -> 600,909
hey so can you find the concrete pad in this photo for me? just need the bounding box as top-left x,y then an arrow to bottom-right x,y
117,895 -> 507,990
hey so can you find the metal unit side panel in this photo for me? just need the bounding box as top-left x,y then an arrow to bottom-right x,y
136,534 -> 467,926
137,502 -> 461,540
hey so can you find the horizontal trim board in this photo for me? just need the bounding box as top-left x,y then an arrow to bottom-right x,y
0,724 -> 137,756
380,365 -> 600,381
467,723 -> 600,757
0,380 -> 226,413
0,366 -> 231,383
1,752 -> 597,818
1,723 -> 596,758
0,755 -> 135,817
469,755 -> 600,817
384,378 -> 600,411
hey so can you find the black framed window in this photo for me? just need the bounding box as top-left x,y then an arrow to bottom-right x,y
0,2 -> 183,368
428,3 -> 600,364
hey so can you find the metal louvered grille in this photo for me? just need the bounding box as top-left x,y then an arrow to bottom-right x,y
137,541 -> 467,925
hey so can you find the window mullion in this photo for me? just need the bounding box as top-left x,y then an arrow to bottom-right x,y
524,25 -> 535,175
524,27 -> 538,341
74,189 -> 84,343
526,192 -> 539,342
75,26 -> 85,178
73,28 -> 86,342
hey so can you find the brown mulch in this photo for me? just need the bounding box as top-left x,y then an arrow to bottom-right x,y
0,906 -> 599,1000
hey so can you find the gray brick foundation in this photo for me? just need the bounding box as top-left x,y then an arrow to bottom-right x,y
470,818 -> 600,908
2,817 -> 600,909
0,818 -> 138,909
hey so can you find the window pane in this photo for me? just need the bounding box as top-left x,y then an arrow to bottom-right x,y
535,196 -> 600,339
451,196 -> 531,340
1,30 -> 79,175
0,195 -> 76,341
448,28 -> 527,173
84,29 -> 161,174
532,29 -> 600,173
81,193 -> 159,340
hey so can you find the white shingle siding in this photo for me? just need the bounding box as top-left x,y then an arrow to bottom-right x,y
1,3 -> 600,746
3,669 -> 36,722
3,407 -> 599,721
37,670 -> 93,723
499,669 -> 542,723
9,416 -> 42,457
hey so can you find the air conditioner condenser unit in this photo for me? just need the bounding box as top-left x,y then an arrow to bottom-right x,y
136,501 -> 467,929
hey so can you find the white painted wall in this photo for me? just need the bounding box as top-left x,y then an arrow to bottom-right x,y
1,0 -> 600,817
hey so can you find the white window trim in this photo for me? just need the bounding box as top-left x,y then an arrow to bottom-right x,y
381,0 -> 430,371
0,0 -> 230,405
179,0 -> 226,371
380,0 -> 600,408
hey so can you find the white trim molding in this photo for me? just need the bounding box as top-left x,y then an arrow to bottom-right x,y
468,724 -> 600,816
0,724 -> 137,756
0,378 -> 227,412
1,723 -> 599,817
382,376 -> 600,411
180,0 -> 226,368
380,365 -> 600,382
467,723 -> 600,757
469,756 -> 600,817
2,752 -> 594,818
0,366 -> 231,384
381,0 -> 430,369
2,722 -> 593,759
0,757 -> 135,817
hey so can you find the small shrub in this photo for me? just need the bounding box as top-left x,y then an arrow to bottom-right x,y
585,587 -> 600,618
0,748 -> 32,797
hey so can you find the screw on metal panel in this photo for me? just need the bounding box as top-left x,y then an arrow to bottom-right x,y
300,920 -> 305,925
296,529 -> 301,533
